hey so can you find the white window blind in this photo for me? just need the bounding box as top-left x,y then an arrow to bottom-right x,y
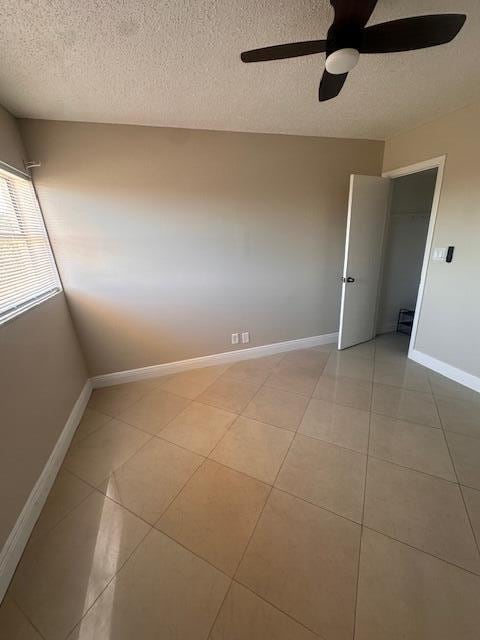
0,167 -> 61,324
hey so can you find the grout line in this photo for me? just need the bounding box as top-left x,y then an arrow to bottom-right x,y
294,429 -> 368,456
12,342 -> 480,639
202,457 -> 272,489
113,397 -> 195,436
7,597 -> 48,640
370,407 -> 441,430
428,377 -> 480,561
65,427 -> 470,547
71,411 -> 115,445
10,489 -> 154,640
351,338 -> 377,640
228,364 -> 316,617
61,524 -> 153,640
270,486 -> 362,527
52,475 -> 480,637
362,452 -> 458,485
74,432 -> 157,493
200,353 -> 298,468
362,524 -> 480,578
437,427 -> 480,443
237,581 -> 326,638
229,580 -> 326,640
152,457 -> 210,526
297,412 -> 460,488
25,469 -> 97,543
205,580 -> 234,640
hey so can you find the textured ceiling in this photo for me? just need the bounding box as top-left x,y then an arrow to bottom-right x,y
1,0 -> 480,140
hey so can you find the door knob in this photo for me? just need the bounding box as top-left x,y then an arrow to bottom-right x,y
342,276 -> 355,283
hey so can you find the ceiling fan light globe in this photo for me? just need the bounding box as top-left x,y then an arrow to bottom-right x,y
325,48 -> 360,74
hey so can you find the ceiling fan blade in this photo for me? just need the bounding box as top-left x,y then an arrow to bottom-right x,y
360,14 -> 466,53
330,0 -> 378,28
319,70 -> 348,102
241,40 -> 326,63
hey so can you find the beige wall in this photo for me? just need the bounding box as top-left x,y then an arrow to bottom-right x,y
383,101 -> 480,377
20,119 -> 384,376
0,107 -> 88,549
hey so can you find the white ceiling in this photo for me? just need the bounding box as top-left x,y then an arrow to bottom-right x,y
1,0 -> 479,140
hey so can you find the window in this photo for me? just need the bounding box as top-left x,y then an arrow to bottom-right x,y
0,167 -> 61,324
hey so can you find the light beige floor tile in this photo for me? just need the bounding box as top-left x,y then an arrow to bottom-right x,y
436,395 -> 480,438
64,419 -> 151,486
264,365 -> 320,397
312,341 -> 337,353
313,374 -> 372,410
355,528 -> 480,640
276,435 -> 366,522
324,352 -> 374,381
236,490 -> 360,640
31,470 -> 93,539
210,416 -> 293,484
99,438 -> 203,524
447,432 -> 480,489
67,529 -> 229,640
462,486 -> 480,547
373,360 -> 431,393
278,348 -> 329,373
116,388 -> 190,434
72,408 -> 112,444
157,460 -> 269,575
429,371 -> 480,404
342,340 -> 376,360
374,350 -> 408,366
372,383 -> 440,427
374,334 -> 409,363
221,364 -> 271,387
159,402 -> 237,455
0,597 -> 43,640
210,582 -> 318,640
299,397 -> 370,453
11,492 -> 149,640
227,354 -> 285,374
157,365 -> 228,399
198,374 -> 260,413
243,386 -> 309,431
88,380 -> 157,417
364,458 -> 480,572
369,414 -> 456,481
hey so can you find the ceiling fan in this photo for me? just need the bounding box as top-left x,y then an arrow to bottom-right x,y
240,1 -> 466,102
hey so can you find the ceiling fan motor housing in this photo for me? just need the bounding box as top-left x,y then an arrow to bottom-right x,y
326,24 -> 362,74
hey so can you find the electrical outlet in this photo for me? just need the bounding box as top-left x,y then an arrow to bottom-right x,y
231,333 -> 239,345
241,331 -> 250,344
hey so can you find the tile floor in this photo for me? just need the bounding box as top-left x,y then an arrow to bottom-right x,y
2,333 -> 480,639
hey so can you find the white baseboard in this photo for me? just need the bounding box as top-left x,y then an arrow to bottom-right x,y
0,381 -> 92,603
91,332 -> 339,389
409,349 -> 480,394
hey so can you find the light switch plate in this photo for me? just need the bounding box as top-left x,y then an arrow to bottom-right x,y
241,331 -> 250,344
432,247 -> 447,262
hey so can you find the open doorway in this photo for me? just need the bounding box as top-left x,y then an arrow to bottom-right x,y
376,168 -> 438,348
337,156 -> 445,357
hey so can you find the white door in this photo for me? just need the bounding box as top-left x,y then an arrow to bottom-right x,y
338,175 -> 391,350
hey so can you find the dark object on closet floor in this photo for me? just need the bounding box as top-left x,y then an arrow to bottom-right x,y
397,308 -> 414,336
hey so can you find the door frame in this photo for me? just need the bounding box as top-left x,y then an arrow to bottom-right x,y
382,155 -> 446,359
